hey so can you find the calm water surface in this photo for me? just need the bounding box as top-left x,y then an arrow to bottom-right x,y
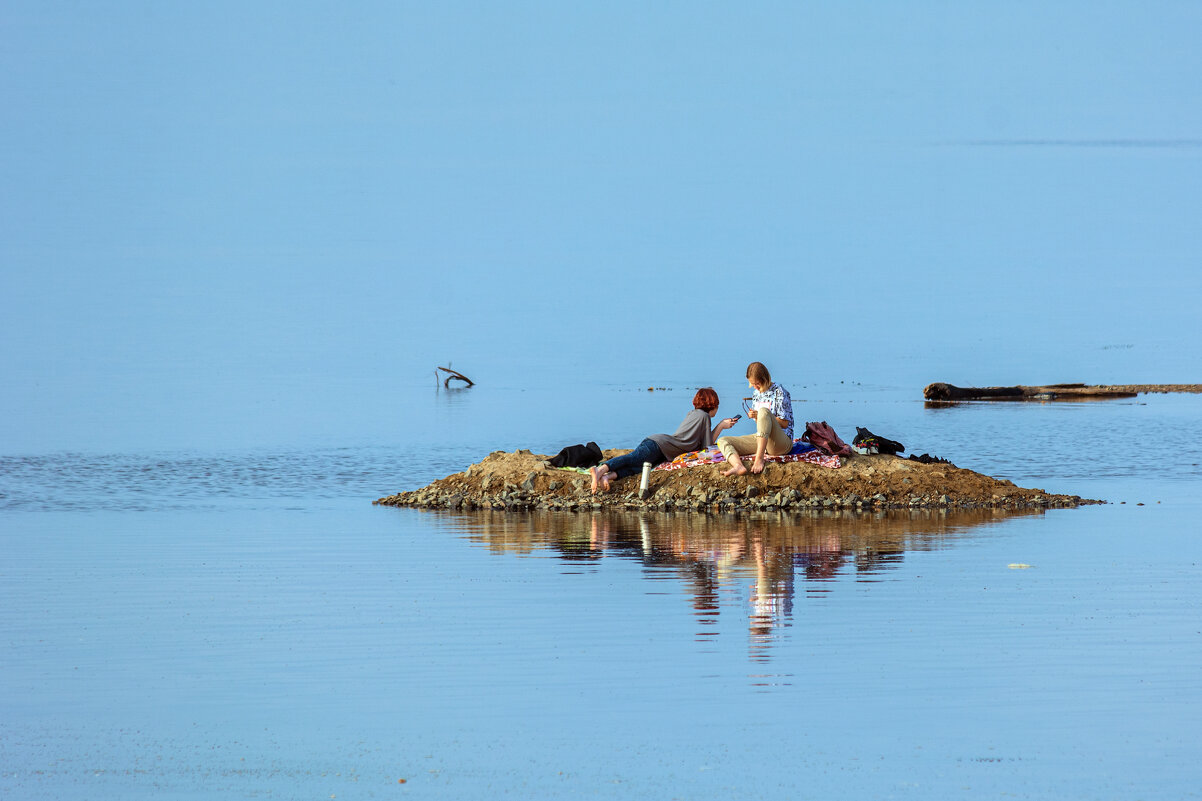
2,386 -> 1200,799
6,2 -> 1202,797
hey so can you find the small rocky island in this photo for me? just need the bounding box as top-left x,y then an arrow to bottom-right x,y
375,448 -> 1102,513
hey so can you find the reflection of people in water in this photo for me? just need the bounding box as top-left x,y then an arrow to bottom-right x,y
589,516 -> 610,552
536,514 -> 868,657
792,536 -> 848,581
462,508 -> 1007,662
666,525 -> 746,636
745,530 -> 855,658
746,532 -> 796,659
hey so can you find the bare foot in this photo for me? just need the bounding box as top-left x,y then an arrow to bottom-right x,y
590,466 -> 613,494
722,459 -> 748,477
750,458 -> 766,474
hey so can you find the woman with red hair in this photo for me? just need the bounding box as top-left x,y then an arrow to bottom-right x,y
590,388 -> 737,493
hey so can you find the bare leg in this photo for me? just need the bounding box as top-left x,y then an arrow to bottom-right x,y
750,436 -> 769,473
718,435 -> 751,476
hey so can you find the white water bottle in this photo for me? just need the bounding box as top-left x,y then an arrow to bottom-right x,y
639,461 -> 652,497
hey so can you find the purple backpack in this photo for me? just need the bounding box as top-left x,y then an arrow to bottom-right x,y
802,421 -> 853,456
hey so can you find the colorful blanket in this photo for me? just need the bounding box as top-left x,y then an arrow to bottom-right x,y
654,440 -> 841,471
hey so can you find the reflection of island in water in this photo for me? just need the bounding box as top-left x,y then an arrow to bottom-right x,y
441,508 -> 1043,661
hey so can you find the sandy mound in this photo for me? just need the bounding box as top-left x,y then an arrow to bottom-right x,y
375,448 -> 1101,513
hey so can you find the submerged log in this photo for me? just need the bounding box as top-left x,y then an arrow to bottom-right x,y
920,382 -> 1186,401
924,383 -> 1030,401
437,366 -> 474,388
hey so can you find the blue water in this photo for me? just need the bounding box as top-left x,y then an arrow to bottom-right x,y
4,2 -> 1202,797
3,383 -> 1200,799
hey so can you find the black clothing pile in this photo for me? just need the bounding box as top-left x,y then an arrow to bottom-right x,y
852,427 -> 904,455
547,442 -> 603,468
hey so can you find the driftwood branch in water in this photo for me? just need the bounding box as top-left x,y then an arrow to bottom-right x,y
923,382 -> 1202,401
437,366 -> 474,388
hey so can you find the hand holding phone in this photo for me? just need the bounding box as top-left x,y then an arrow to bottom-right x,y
727,415 -> 741,426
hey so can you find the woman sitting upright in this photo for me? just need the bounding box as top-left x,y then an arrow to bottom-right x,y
590,388 -> 737,493
717,361 -> 794,476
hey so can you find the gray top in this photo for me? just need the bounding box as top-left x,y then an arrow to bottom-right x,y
648,409 -> 714,461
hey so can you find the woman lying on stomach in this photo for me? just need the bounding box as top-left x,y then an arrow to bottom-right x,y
590,388 -> 737,493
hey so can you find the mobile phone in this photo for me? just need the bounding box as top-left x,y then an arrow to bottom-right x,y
729,415 -> 742,423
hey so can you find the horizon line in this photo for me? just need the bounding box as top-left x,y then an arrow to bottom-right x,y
946,138 -> 1202,149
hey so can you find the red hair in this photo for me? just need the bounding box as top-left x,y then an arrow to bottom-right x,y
693,387 -> 720,413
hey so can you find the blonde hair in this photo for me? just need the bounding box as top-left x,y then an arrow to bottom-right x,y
746,361 -> 772,388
